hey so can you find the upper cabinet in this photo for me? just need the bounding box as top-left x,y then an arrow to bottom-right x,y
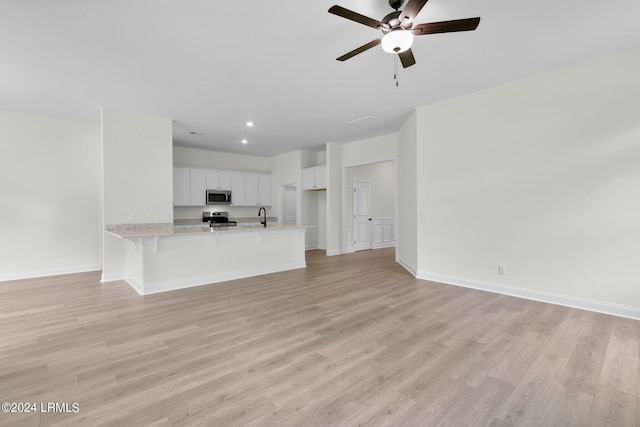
189,169 -> 207,206
173,167 -> 206,206
173,167 -> 190,206
244,173 -> 271,206
230,172 -> 245,206
206,170 -> 231,190
174,167 -> 270,207
244,173 -> 258,206
258,173 -> 271,206
302,166 -> 326,191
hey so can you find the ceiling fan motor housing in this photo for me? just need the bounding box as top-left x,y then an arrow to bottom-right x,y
381,10 -> 411,33
389,0 -> 404,11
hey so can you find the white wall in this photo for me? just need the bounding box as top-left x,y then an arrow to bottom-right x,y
342,133 -> 397,166
413,46 -> 640,314
325,133 -> 398,255
325,143 -> 343,255
268,150 -> 302,224
397,112 -> 418,272
174,146 -> 269,171
345,161 -> 396,220
102,108 -> 173,281
0,111 -> 101,280
300,150 -> 326,249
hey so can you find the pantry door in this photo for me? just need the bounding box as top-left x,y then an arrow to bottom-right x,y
353,181 -> 372,251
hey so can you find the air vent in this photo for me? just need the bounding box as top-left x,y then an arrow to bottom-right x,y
348,116 -> 386,129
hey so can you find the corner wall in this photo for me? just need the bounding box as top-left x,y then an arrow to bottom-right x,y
0,110 -> 101,281
301,151 -> 326,249
101,108 -> 173,281
414,46 -> 640,317
325,143 -> 343,255
268,150 -> 302,224
325,134 -> 398,255
396,112 -> 418,272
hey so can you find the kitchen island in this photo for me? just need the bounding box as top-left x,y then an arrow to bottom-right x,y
105,223 -> 309,295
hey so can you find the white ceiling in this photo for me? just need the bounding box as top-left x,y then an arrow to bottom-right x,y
2,0 -> 640,157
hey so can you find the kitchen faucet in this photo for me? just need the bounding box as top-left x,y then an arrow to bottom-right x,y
258,207 -> 267,227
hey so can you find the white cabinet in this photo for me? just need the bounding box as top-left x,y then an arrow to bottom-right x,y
230,172 -> 245,206
302,166 -> 326,190
189,169 -> 207,206
174,167 -> 270,207
173,167 -> 206,206
206,170 -> 231,190
258,173 -> 271,206
173,167 -> 190,206
243,172 -> 271,206
244,173 -> 258,206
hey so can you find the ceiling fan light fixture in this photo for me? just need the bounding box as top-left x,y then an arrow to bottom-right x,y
381,30 -> 413,53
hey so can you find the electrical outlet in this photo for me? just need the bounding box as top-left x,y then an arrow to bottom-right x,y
128,214 -> 135,222
498,265 -> 507,275
421,212 -> 431,221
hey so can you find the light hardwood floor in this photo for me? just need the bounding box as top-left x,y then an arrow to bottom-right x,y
0,248 -> 638,426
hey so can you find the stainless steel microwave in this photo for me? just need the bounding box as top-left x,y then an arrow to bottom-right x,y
206,189 -> 231,205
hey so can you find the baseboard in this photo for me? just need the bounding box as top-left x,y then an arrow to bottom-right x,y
101,273 -> 126,283
124,277 -> 144,296
0,264 -> 102,283
416,270 -> 640,321
306,244 -> 320,250
326,249 -> 342,256
134,261 -> 307,295
372,242 -> 396,250
396,257 -> 417,277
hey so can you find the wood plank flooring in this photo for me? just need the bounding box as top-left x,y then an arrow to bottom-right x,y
0,248 -> 638,426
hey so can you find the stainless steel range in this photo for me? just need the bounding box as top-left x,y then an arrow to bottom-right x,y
202,211 -> 237,227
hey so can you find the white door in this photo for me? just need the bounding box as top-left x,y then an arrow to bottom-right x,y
282,184 -> 297,224
353,181 -> 372,251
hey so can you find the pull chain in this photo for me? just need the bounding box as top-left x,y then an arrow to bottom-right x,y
393,56 -> 397,87
393,55 -> 399,87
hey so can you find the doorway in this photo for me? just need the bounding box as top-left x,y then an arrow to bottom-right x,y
353,181 -> 372,251
344,160 -> 396,254
281,184 -> 297,224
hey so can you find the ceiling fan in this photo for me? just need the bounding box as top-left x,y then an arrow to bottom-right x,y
329,0 -> 480,68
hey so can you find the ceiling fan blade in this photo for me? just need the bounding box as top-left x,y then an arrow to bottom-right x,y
399,0 -> 429,24
412,17 -> 481,35
398,49 -> 416,68
337,38 -> 382,61
329,5 -> 390,30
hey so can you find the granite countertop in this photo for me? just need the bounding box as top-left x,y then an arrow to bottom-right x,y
175,217 -> 278,226
105,223 -> 311,239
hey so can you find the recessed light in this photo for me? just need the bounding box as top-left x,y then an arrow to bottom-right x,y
241,139 -> 248,144
246,121 -> 254,127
